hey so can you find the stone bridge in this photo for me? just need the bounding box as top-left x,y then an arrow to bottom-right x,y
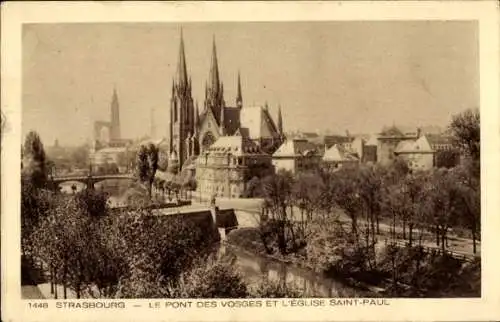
51,173 -> 135,189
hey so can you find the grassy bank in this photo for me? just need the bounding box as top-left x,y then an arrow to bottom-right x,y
227,227 -> 480,297
226,228 -> 381,295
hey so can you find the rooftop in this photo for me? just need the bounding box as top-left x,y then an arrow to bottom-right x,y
323,144 -> 359,162
273,139 -> 318,157
239,106 -> 280,140
206,135 -> 265,156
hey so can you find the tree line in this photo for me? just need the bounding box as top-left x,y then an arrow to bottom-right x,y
244,108 -> 480,257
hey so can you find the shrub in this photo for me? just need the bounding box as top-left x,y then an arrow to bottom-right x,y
176,259 -> 248,298
250,279 -> 304,298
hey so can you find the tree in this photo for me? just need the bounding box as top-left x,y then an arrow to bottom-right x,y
327,168 -> 363,241
449,108 -> 480,163
356,165 -> 383,247
31,194 -> 97,299
449,162 -> 480,253
113,212 -> 219,298
136,143 -> 159,198
427,169 -> 460,253
381,182 -> 406,241
403,171 -> 431,247
292,171 -> 324,240
243,176 -> 264,198
435,149 -> 460,169
261,170 -> 295,254
75,188 -> 109,219
22,131 -> 48,188
21,181 -> 53,255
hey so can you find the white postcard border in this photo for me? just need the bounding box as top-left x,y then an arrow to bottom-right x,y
2,1 -> 499,321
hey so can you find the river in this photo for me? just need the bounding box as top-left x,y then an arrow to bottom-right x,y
219,243 -> 368,297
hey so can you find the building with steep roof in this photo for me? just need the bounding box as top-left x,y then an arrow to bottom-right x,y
322,144 -> 360,169
425,134 -> 454,152
272,139 -> 321,174
394,135 -> 434,170
394,133 -> 457,170
323,135 -> 353,149
195,135 -> 273,198
376,125 -> 420,166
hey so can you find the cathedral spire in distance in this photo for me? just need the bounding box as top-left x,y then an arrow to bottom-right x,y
236,71 -> 243,109
110,87 -> 120,140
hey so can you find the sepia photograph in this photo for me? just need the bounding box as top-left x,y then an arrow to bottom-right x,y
2,1 -> 499,322
19,20 -> 481,300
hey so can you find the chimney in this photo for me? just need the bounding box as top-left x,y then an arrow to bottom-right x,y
417,127 -> 422,138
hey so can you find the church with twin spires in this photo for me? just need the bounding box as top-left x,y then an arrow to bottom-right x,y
168,31 -> 285,173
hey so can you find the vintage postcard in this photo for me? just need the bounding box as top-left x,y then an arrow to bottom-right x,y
1,1 -> 499,321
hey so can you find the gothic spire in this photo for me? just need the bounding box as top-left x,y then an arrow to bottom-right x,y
176,29 -> 188,89
236,71 -> 243,109
277,104 -> 283,135
208,35 -> 220,95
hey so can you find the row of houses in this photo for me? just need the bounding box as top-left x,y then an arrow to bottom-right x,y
189,125 -> 456,199
272,126 -> 456,175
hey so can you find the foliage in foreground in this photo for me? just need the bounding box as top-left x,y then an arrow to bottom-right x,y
24,182 -> 303,299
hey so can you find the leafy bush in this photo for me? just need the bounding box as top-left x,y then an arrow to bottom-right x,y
376,245 -> 480,297
306,218 -> 372,275
250,279 -> 304,298
176,259 -> 248,298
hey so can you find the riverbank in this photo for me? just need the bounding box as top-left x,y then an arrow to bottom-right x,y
226,228 -> 383,297
226,227 -> 481,298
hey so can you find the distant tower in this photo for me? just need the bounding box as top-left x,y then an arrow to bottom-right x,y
236,71 -> 243,109
204,36 -> 225,123
110,88 -> 121,140
169,29 -> 196,170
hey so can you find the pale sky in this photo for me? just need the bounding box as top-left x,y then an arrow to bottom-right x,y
22,21 -> 478,146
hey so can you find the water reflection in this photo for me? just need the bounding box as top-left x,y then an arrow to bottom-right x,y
59,180 -> 128,207
222,244 -> 365,298
59,182 -> 86,194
